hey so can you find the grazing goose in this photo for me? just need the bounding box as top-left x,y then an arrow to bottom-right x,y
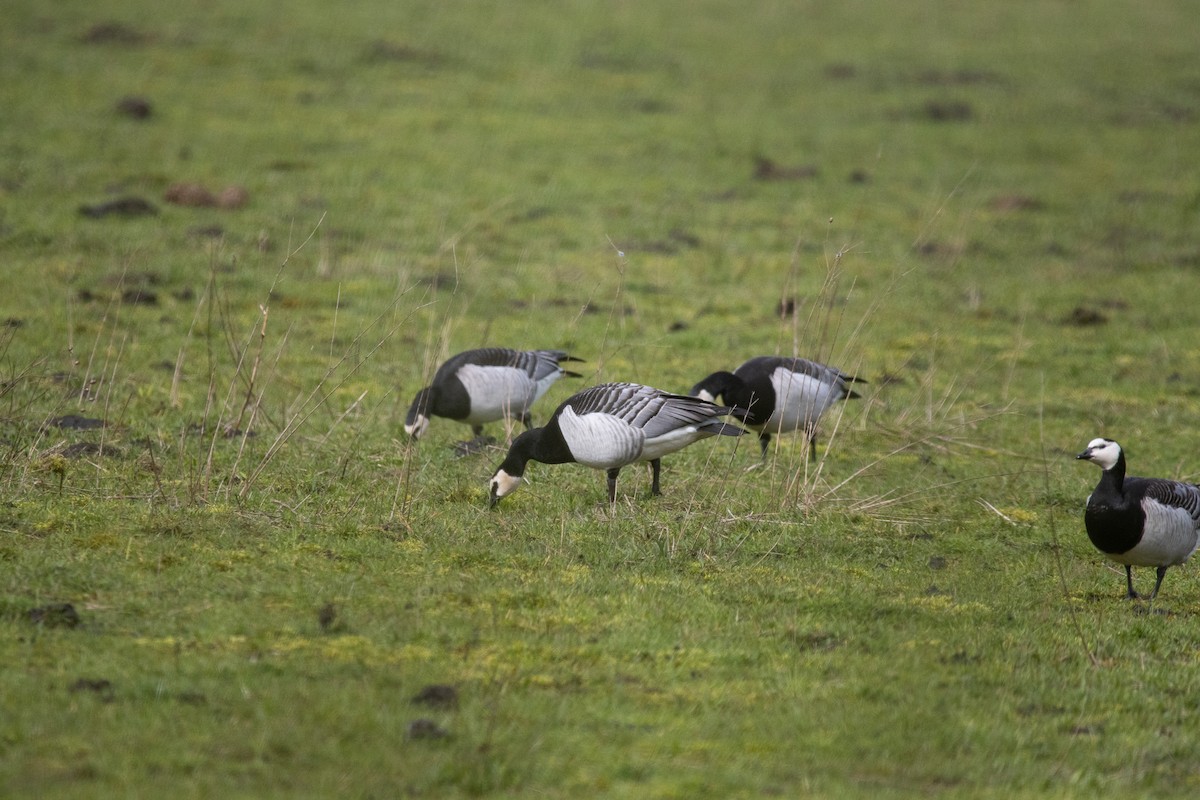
690,356 -> 864,459
405,348 -> 582,444
488,382 -> 744,507
1076,437 -> 1200,601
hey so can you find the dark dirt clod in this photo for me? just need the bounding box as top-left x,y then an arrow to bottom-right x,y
412,684 -> 459,710
78,196 -> 157,218
753,156 -> 818,181
4,318 -> 24,328
317,602 -> 338,631
363,40 -> 447,68
922,100 -> 974,122
29,603 -> 80,628
406,718 -> 450,740
990,194 -> 1042,213
165,182 -> 218,207
116,96 -> 152,119
1063,306 -> 1108,326
80,22 -> 148,46
217,185 -> 249,209
69,678 -> 114,701
122,288 -> 158,305
824,63 -> 857,79
48,414 -> 104,430
777,297 -> 797,318
61,442 -> 121,459
928,556 -> 947,570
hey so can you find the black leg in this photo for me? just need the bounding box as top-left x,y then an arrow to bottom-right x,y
1124,565 -> 1140,600
519,412 -> 533,430
758,433 -> 771,461
471,425 -> 484,437
649,459 -> 662,496
1148,566 -> 1169,601
606,467 -> 620,505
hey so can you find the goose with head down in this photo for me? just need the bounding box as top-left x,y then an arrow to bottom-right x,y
405,348 -> 582,447
690,356 -> 864,460
488,382 -> 745,507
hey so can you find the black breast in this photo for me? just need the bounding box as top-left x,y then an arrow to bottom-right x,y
1084,494 -> 1145,555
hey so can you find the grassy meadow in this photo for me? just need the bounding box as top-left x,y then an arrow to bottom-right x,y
4,0 -> 1200,796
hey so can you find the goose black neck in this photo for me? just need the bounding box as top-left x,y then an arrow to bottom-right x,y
500,420 -> 574,477
407,386 -> 434,421
691,371 -> 740,401
1100,449 -> 1127,494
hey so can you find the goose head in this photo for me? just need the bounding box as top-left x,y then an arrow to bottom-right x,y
1076,437 -> 1121,471
488,468 -> 523,508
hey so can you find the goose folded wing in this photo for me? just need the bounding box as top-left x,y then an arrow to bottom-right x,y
1144,479 -> 1200,524
563,383 -> 648,416
526,350 -> 579,380
784,358 -> 861,386
431,348 -> 512,380
630,395 -> 731,439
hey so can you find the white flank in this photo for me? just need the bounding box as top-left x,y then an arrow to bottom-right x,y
532,368 -> 565,402
640,425 -> 713,462
1120,500 -> 1200,567
766,368 -> 841,434
558,406 -> 643,468
457,365 -> 536,425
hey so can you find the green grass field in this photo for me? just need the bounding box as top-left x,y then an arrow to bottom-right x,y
4,1 -> 1200,796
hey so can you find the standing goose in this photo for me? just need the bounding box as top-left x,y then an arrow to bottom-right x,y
488,382 -> 744,507
690,356 -> 864,460
1076,437 -> 1200,601
405,348 -> 582,444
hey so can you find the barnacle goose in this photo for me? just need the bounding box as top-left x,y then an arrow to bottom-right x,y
488,382 -> 744,507
1076,437 -> 1200,601
405,348 -> 582,443
690,356 -> 864,459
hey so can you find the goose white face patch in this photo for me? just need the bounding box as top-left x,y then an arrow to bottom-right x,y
695,388 -> 716,404
489,469 -> 523,504
1081,438 -> 1121,470
405,414 -> 430,440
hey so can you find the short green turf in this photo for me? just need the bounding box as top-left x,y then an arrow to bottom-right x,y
3,1 -> 1200,797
